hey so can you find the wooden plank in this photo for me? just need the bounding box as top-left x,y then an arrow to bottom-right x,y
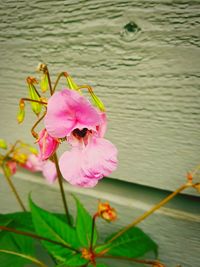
0,172 -> 200,267
0,0 -> 200,193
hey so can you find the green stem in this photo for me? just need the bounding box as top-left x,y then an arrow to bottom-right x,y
2,166 -> 26,211
53,153 -> 71,225
0,226 -> 79,252
108,182 -> 193,243
0,249 -> 48,267
46,68 -> 53,95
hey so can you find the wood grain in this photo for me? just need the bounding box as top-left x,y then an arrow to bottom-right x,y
0,0 -> 200,193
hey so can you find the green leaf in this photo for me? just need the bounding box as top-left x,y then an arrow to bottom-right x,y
0,213 -> 35,267
0,139 -> 7,149
88,264 -> 108,267
104,227 -> 158,258
73,195 -> 98,247
30,197 -> 80,261
57,253 -> 88,267
0,212 -> 34,232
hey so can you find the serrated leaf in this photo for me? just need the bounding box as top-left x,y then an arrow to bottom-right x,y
73,195 -> 98,247
0,212 -> 35,266
104,227 -> 158,258
0,139 -> 7,149
0,212 -> 34,232
0,213 -> 35,267
88,264 -> 108,267
30,197 -> 80,261
58,253 -> 88,267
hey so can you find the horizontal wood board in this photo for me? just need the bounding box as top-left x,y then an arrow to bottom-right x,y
0,0 -> 200,193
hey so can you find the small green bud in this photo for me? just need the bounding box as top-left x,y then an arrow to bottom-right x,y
17,100 -> 25,123
0,139 -> 7,149
66,75 -> 79,90
27,77 -> 42,116
90,91 -> 105,112
40,74 -> 48,93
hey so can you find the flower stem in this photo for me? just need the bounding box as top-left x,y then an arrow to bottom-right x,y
31,111 -> 47,139
2,166 -> 26,211
0,249 -> 48,267
108,182 -> 193,243
20,98 -> 47,105
53,72 -> 68,93
45,68 -> 53,96
53,153 -> 71,225
97,255 -> 165,266
0,226 -> 79,252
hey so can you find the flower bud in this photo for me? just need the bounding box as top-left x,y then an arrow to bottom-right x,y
40,73 -> 48,92
81,248 -> 94,262
97,202 -> 117,222
6,161 -> 17,176
0,139 -> 7,149
27,76 -> 42,116
66,74 -> 79,90
17,100 -> 25,123
90,90 -> 105,112
37,129 -> 59,160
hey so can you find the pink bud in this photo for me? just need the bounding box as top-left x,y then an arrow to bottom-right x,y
6,161 -> 17,176
37,129 -> 59,160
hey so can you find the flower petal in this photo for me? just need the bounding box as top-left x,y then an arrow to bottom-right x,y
45,89 -> 101,138
42,160 -> 57,183
83,137 -> 118,179
59,137 -> 118,188
59,148 -> 98,187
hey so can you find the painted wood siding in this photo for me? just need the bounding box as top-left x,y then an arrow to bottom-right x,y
0,1 -> 199,193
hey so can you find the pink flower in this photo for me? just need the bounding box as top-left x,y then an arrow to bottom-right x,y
44,89 -> 101,138
22,154 -> 57,183
37,128 -> 59,160
44,88 -> 118,187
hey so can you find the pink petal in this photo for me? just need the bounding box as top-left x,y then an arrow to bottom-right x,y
42,160 -> 57,183
22,154 -> 43,172
37,129 -> 59,160
44,89 -> 101,138
83,137 -> 118,178
59,137 -> 118,188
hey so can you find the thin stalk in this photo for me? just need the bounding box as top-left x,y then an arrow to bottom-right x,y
31,111 -> 47,139
20,97 -> 47,105
46,68 -> 53,95
53,72 -> 68,93
97,255 -> 165,267
2,166 -> 26,211
108,182 -> 193,243
90,213 -> 98,250
0,226 -> 79,252
53,153 -> 71,225
3,140 -> 21,160
0,249 -> 48,267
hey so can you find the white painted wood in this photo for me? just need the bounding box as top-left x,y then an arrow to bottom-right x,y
0,0 -> 200,194
0,171 -> 200,267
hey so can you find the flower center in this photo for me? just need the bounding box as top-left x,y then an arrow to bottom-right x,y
72,128 -> 88,138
